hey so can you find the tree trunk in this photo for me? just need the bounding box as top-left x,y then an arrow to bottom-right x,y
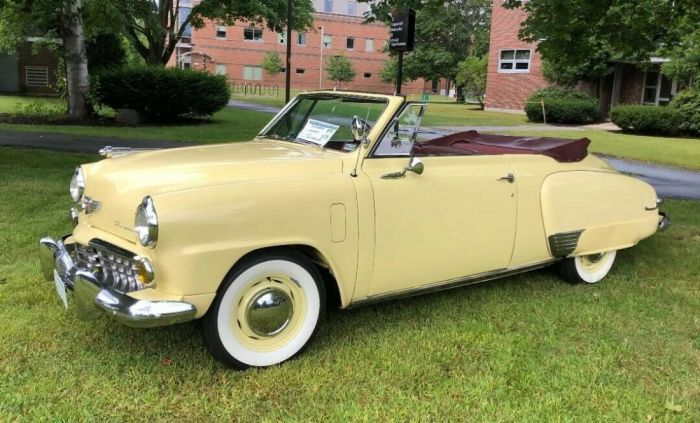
455,84 -> 465,103
60,0 -> 90,117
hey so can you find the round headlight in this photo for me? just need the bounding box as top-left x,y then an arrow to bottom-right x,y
134,196 -> 158,248
69,167 -> 85,202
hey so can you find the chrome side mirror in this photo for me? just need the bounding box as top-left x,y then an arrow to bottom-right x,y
351,115 -> 365,142
381,157 -> 425,179
406,157 -> 424,175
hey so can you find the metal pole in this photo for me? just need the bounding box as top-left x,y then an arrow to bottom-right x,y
285,0 -> 292,103
396,51 -> 403,95
319,26 -> 324,89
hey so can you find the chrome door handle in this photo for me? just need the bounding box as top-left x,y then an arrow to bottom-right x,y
498,173 -> 515,183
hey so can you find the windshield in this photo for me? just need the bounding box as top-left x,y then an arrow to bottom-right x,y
261,95 -> 388,152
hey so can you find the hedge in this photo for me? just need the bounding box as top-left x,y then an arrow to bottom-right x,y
610,105 -> 683,136
93,67 -> 230,121
525,99 -> 600,124
670,88 -> 700,135
525,87 -> 600,124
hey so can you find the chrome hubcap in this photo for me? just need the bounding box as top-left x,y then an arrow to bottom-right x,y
245,288 -> 294,337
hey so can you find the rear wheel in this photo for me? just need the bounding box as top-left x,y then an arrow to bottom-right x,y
200,251 -> 325,369
557,251 -> 617,284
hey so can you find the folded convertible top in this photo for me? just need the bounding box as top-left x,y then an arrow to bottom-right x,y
414,130 -> 591,163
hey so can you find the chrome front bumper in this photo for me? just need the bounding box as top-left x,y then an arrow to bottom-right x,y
39,236 -> 196,328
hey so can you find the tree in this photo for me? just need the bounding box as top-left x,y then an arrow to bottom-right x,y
261,51 -> 284,81
103,0 -> 315,66
367,0 -> 491,99
455,55 -> 487,109
0,0 -> 91,117
326,55 -> 356,88
379,56 -> 410,85
502,0 -> 700,84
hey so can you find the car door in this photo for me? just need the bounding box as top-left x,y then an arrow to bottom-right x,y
360,103 -> 518,297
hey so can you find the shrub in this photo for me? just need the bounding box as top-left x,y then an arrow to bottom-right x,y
93,67 -> 230,121
610,105 -> 683,136
670,88 -> 700,135
525,87 -> 599,124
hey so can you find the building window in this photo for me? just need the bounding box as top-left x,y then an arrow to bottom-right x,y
243,66 -> 263,80
323,35 -> 332,48
365,38 -> 374,52
643,71 -> 677,105
278,32 -> 287,44
297,32 -> 307,45
498,49 -> 531,73
346,37 -> 355,50
347,0 -> 357,16
179,7 -> 192,38
324,0 -> 333,13
216,26 -> 227,39
296,68 -> 305,74
363,72 -> 372,78
244,27 -> 263,42
215,64 -> 227,76
25,66 -> 49,87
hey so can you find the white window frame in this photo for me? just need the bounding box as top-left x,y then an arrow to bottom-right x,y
243,27 -> 263,42
215,25 -> 227,40
278,32 -> 287,44
498,49 -> 532,74
365,38 -> 374,52
25,66 -> 49,87
215,64 -> 227,76
324,0 -> 333,13
297,32 -> 307,46
323,34 -> 332,49
243,65 -> 263,81
346,37 -> 355,50
641,71 -> 678,105
347,0 -> 357,16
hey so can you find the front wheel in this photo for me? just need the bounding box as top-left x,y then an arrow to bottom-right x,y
557,250 -> 617,284
200,251 -> 325,369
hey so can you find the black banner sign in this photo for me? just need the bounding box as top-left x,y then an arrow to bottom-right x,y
389,9 -> 415,52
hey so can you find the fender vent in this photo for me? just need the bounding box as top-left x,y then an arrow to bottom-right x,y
548,230 -> 584,257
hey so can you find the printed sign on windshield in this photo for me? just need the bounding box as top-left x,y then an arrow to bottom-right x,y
297,119 -> 340,146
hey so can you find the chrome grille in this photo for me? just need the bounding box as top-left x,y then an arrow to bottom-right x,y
72,241 -> 146,293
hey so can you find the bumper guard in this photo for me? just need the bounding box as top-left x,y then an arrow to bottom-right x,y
39,236 -> 196,328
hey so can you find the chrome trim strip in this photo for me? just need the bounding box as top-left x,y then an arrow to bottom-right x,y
348,259 -> 559,308
99,146 -> 160,158
548,230 -> 584,257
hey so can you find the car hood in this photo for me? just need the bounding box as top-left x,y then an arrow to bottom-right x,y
81,140 -> 345,242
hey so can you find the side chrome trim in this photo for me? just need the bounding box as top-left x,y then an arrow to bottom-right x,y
348,259 -> 559,308
548,230 -> 584,257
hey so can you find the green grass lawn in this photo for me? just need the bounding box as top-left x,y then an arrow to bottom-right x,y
0,107 -> 271,144
0,95 -> 65,113
0,148 -> 698,420
499,129 -> 700,171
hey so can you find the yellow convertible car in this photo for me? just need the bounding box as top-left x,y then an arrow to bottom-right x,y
39,91 -> 669,369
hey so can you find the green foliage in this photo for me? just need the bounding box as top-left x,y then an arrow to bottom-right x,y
455,55 -> 487,109
10,101 -> 65,118
86,33 -> 126,72
610,105 -> 683,136
260,51 -> 284,77
370,0 -> 491,83
325,55 -> 356,87
528,87 -> 595,102
379,57 -> 410,85
502,0 -> 700,83
525,99 -> 599,124
93,67 -> 230,120
104,0 -> 315,65
670,88 -> 700,135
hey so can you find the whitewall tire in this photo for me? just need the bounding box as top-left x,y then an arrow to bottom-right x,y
200,251 -> 325,369
557,251 -> 617,284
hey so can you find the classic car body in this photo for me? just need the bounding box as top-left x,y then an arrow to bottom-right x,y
39,91 -> 669,368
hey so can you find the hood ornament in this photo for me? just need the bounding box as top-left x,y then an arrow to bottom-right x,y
99,146 -> 160,158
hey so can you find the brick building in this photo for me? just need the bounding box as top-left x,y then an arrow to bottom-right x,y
173,0 -> 427,94
485,0 -> 688,115
0,40 -> 60,95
